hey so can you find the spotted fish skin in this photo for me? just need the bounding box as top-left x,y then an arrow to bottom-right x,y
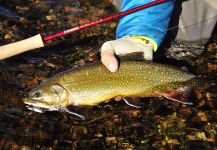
25,61 -> 196,107
67,61 -> 196,105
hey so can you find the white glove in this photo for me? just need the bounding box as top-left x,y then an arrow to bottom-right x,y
100,36 -> 154,72
101,36 -> 153,60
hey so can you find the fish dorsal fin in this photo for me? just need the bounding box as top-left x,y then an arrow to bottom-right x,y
118,52 -> 145,61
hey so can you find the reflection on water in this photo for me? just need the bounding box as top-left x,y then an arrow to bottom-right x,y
0,0 -> 217,149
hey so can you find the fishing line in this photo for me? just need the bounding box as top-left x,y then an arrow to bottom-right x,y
165,15 -> 217,33
15,10 -> 217,83
82,15 -> 217,62
20,14 -> 217,86
152,15 -> 217,59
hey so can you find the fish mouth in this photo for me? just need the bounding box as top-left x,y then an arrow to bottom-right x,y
24,98 -> 59,113
26,105 -> 49,113
25,104 -> 59,113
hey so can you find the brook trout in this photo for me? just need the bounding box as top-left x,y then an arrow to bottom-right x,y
24,61 -> 197,117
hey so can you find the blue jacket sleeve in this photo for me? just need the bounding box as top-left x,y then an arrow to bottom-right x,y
116,0 -> 175,49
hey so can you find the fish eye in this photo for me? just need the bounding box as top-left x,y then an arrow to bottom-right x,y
33,92 -> 42,98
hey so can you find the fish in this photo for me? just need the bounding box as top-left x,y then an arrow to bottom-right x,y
23,60 -> 198,119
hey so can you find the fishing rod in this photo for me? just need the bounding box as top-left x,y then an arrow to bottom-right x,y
0,0 -> 165,60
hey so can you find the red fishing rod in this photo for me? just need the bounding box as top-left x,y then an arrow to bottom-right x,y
43,0 -> 165,41
0,0 -> 165,60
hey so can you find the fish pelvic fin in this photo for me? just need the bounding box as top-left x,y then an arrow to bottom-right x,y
161,86 -> 194,105
123,97 -> 141,108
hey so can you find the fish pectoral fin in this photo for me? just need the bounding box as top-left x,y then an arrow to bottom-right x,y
64,105 -> 93,120
161,86 -> 193,105
64,108 -> 85,120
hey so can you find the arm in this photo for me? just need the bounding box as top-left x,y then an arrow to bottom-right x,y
116,0 -> 175,49
101,0 -> 175,72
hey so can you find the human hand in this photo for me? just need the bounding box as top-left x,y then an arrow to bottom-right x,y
100,36 -> 153,72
